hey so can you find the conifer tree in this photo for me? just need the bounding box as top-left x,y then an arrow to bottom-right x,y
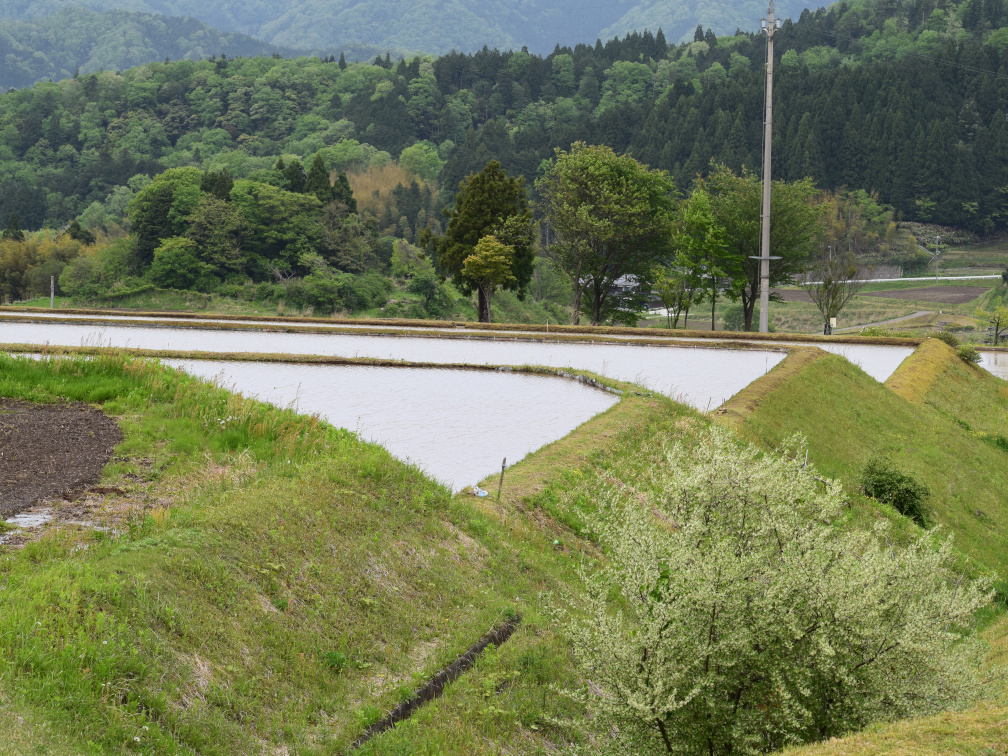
3,212 -> 24,241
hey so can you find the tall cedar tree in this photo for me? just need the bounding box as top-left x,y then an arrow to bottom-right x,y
3,212 -> 24,242
431,160 -> 533,322
304,154 -> 337,204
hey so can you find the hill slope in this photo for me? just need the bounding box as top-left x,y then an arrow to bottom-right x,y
719,342 -> 1008,586
4,0 -> 823,55
0,7 -> 299,90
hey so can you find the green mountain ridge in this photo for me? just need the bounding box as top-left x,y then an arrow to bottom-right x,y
0,7 -> 305,91
4,0 -> 821,56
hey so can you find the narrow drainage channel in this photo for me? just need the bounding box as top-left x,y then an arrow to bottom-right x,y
350,614 -> 522,751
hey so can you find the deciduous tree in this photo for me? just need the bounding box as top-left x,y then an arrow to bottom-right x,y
537,142 -> 675,325
801,249 -> 868,334
461,235 -> 516,324
700,164 -> 824,331
563,427 -> 991,756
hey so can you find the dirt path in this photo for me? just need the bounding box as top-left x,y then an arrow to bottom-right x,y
835,310 -> 933,333
0,398 -> 121,517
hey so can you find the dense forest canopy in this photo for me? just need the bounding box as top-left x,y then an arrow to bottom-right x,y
3,0 -> 822,56
1,0 -> 1007,239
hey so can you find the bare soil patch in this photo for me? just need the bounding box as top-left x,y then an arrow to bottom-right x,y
771,288 -> 815,303
0,398 -> 121,517
861,286 -> 990,304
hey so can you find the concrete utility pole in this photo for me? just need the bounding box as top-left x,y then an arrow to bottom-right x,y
758,1 -> 782,333
935,235 -> 940,284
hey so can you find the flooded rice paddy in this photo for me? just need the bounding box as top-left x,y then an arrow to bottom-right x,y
164,360 -> 618,490
3,315 -> 1004,489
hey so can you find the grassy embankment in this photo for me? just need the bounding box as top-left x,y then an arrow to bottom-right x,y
720,339 -> 1008,754
14,279 -> 572,327
2,335 -> 1008,753
0,350 -> 694,753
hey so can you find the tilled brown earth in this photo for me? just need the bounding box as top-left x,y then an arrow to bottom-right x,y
860,286 -> 990,304
0,398 -> 122,518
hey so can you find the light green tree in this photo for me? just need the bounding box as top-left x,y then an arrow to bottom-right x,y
537,142 -> 676,325
700,163 -> 824,331
399,141 -> 443,182
563,426 -> 991,755
461,235 -> 516,324
148,237 -> 206,290
673,187 -> 733,330
976,300 -> 1008,344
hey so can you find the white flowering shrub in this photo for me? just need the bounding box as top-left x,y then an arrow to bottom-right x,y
564,427 -> 992,755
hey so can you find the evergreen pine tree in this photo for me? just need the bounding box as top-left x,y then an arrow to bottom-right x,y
3,212 -> 24,241
305,155 -> 337,203
338,51 -> 347,70
334,173 -> 357,213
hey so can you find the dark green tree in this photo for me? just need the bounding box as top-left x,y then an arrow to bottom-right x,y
427,160 -> 533,322
304,154 -> 337,204
3,212 -> 25,242
200,169 -> 234,201
334,172 -> 357,214
338,51 -> 347,70
281,158 -> 306,194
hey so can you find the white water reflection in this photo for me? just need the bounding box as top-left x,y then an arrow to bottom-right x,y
164,360 -> 618,490
0,319 -> 786,408
981,351 -> 1008,380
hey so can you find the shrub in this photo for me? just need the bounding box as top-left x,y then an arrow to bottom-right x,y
721,302 -> 745,331
563,428 -> 989,756
929,330 -> 959,348
957,344 -> 982,364
148,237 -> 206,290
860,456 -> 930,525
859,325 -> 896,337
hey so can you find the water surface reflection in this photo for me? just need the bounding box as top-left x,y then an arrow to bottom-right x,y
2,320 -> 785,408
165,360 -> 618,490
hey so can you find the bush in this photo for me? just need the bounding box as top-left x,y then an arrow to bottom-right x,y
929,330 -> 959,348
148,237 -> 206,290
721,302 -> 745,331
563,428 -> 989,756
859,325 -> 896,337
957,344 -> 982,364
860,457 -> 930,525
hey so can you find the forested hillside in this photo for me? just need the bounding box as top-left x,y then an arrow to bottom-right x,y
4,0 -> 818,55
0,8 -> 301,90
1,0 -> 1006,238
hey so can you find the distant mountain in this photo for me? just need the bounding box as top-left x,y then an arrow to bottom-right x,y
0,8 -> 302,90
3,0 -> 826,57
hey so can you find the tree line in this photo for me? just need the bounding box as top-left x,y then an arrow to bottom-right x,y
1,0 -> 1007,243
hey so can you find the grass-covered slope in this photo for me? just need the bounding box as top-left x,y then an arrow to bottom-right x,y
0,352 -> 692,753
887,337 -> 1008,443
719,340 -> 1008,754
718,343 -> 1008,585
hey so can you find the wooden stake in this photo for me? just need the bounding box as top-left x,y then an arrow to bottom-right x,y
496,458 -> 506,501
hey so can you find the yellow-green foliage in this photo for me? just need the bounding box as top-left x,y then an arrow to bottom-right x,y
348,163 -> 439,222
718,347 -> 1008,587
0,232 -> 88,302
885,338 -> 955,404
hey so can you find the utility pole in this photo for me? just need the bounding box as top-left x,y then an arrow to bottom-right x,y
758,1 -> 782,333
935,235 -> 940,284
